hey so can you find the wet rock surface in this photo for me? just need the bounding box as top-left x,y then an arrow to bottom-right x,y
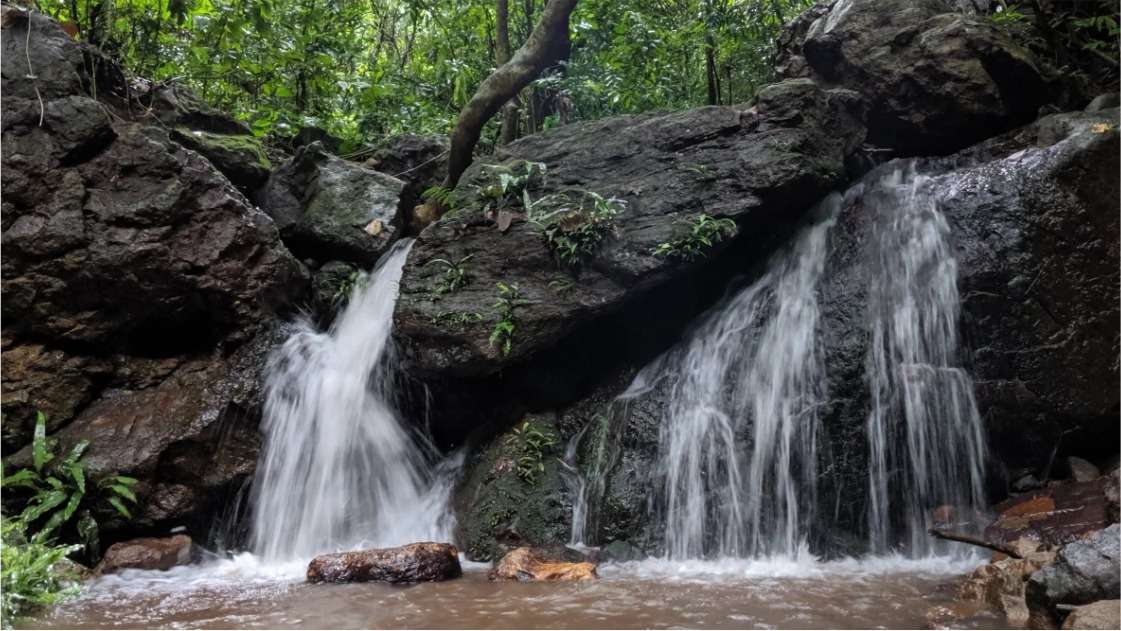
776,0 -> 1072,156
306,542 -> 462,584
1061,600 -> 1121,630
488,546 -> 598,581
1026,524 -> 1121,627
95,534 -> 195,575
255,142 -> 405,267
986,478 -> 1114,548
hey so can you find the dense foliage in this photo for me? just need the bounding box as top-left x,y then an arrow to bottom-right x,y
0,516 -> 80,629
36,0 -> 814,145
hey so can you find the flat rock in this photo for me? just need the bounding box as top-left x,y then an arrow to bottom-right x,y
1062,600 -> 1121,630
306,542 -> 462,584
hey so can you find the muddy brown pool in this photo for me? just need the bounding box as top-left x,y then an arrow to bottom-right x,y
21,555 -> 1006,629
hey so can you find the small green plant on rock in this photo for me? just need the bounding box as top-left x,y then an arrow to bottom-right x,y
426,254 -> 474,295
332,270 -> 366,307
503,419 -> 558,485
1,515 -> 80,628
1,413 -> 139,560
534,191 -> 625,266
653,213 -> 737,261
422,185 -> 461,211
430,310 -> 484,327
489,282 -> 522,356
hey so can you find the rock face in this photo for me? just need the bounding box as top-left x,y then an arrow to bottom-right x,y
776,0 -> 1070,155
488,546 -> 597,581
365,134 -> 449,212
1026,525 -> 1121,627
306,543 -> 462,584
94,534 -> 195,575
255,142 -> 405,267
1061,600 -> 1121,630
0,9 -> 305,544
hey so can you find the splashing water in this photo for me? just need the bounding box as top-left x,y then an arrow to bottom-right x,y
250,240 -> 456,562
863,164 -> 987,555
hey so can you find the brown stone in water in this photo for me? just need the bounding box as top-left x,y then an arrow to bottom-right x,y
489,547 -> 598,582
306,542 -> 461,584
95,534 -> 194,575
985,478 -> 1110,547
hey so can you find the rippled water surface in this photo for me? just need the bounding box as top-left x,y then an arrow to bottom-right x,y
24,555 -> 1004,629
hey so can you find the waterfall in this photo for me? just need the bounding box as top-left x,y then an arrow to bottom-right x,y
863,165 -> 987,555
250,240 -> 455,562
644,196 -> 840,559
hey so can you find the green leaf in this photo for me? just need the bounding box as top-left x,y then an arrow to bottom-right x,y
70,463 -> 85,494
21,489 -> 68,523
107,496 -> 132,519
2,468 -> 41,489
63,440 -> 89,467
32,412 -> 51,472
109,484 -> 137,503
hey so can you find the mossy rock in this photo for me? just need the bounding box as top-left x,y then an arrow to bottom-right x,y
171,128 -> 272,191
456,416 -> 573,562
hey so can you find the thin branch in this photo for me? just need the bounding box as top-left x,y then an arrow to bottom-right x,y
928,528 -> 1023,558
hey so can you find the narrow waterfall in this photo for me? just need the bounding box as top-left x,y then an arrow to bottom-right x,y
863,165 -> 987,555
250,240 -> 455,562
644,196 -> 841,559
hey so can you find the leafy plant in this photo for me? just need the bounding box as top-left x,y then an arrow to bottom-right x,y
489,282 -> 522,357
534,191 -> 625,266
1,515 -> 80,628
426,254 -> 475,295
422,185 -> 461,210
473,161 -> 548,214
503,419 -> 558,485
548,276 -> 576,295
1,413 -> 138,559
653,213 -> 737,261
332,270 -> 367,307
430,310 -> 484,327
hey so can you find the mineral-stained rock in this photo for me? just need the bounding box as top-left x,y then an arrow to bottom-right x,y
775,0 -> 1073,156
95,534 -> 194,575
488,546 -> 597,581
256,142 -> 405,267
985,478 -> 1113,548
1026,525 -> 1121,627
306,542 -> 462,584
1061,600 -> 1121,630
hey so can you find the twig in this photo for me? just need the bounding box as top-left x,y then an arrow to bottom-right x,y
23,10 -> 44,127
928,528 -> 1023,558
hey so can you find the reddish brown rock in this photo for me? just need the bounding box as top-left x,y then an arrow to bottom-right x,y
306,542 -> 461,584
94,534 -> 194,575
489,547 -> 598,582
1062,600 -> 1121,630
986,478 -> 1111,547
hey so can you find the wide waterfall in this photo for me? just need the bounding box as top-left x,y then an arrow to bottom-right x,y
610,163 -> 988,560
250,240 -> 455,562
863,165 -> 987,555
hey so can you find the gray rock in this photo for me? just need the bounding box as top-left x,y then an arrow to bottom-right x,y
1070,457 -> 1103,483
1085,93 -> 1121,113
256,142 -> 405,267
776,0 -> 1073,155
1027,524 -> 1121,626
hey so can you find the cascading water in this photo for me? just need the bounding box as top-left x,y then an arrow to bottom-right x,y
250,240 -> 456,562
863,164 -> 987,555
636,196 -> 841,560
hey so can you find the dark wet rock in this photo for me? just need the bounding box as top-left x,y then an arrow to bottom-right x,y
94,534 -> 195,575
306,542 -> 462,584
255,142 -> 405,267
1105,471 -> 1120,524
488,546 -> 598,581
1085,93 -> 1120,113
1061,600 -> 1121,630
599,540 -> 645,562
170,128 -> 272,192
142,84 -> 252,135
1069,458 -> 1102,483
290,125 -> 342,154
1013,471 -> 1045,493
776,0 -> 1073,155
1026,524 -> 1121,627
365,134 -> 449,215
395,78 -> 865,385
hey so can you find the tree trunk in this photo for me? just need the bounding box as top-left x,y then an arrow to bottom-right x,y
496,0 -> 520,145
705,32 -> 719,106
443,0 -> 578,190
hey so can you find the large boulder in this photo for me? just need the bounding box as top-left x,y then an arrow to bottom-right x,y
776,0 -> 1072,156
255,142 -> 406,267
364,133 -> 449,212
306,542 -> 462,584
170,128 -> 272,193
0,9 -> 305,545
1026,525 -> 1121,627
94,534 -> 195,575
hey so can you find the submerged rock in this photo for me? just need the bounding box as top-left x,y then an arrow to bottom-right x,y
488,546 -> 597,581
256,142 -> 405,267
1026,524 -> 1121,627
776,0 -> 1073,155
95,534 -> 194,575
306,542 -> 462,584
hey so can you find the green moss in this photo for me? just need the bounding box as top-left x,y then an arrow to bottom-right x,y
174,128 -> 272,170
